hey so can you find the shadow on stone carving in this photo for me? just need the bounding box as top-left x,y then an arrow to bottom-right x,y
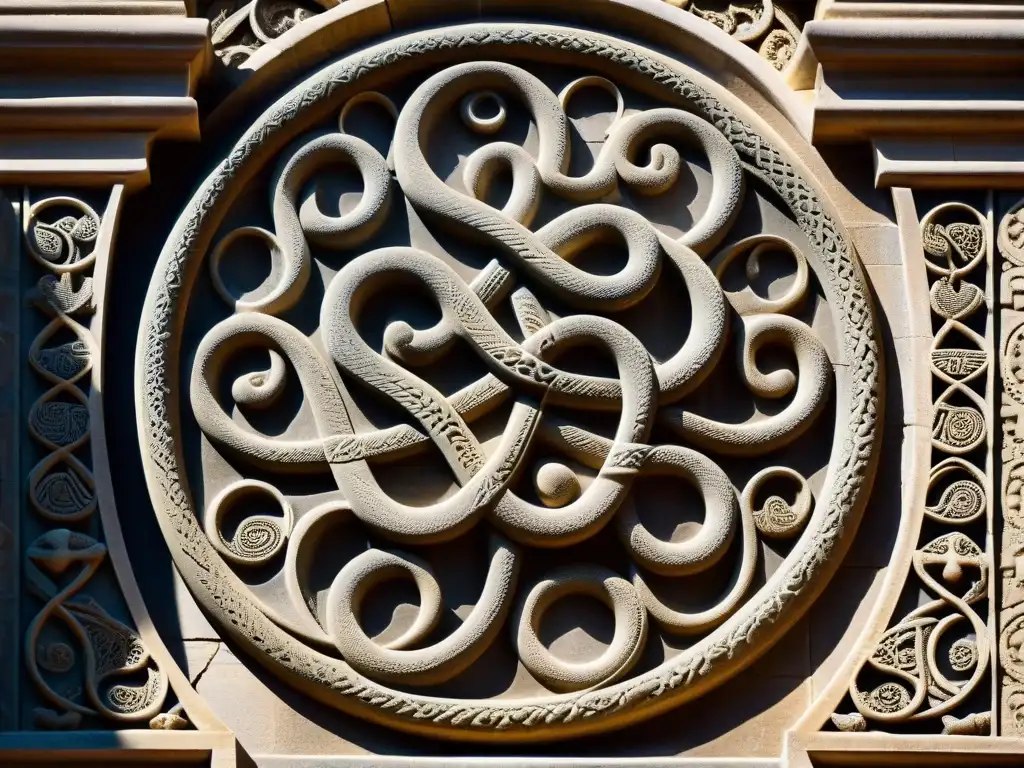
106,22 -> 881,756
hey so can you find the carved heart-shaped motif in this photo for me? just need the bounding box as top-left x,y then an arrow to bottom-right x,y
930,277 -> 983,319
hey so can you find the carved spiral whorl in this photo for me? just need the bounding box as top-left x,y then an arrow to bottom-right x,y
741,467 -> 813,540
327,535 -> 520,686
205,480 -> 293,566
514,565 -> 647,693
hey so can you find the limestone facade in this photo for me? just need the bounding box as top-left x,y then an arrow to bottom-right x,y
0,2 -> 1021,767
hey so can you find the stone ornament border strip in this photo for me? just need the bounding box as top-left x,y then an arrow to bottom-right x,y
831,201 -> 995,736
135,23 -> 880,741
14,185 -> 228,737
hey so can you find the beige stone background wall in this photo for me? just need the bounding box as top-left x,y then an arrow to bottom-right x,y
0,2 -> 1022,767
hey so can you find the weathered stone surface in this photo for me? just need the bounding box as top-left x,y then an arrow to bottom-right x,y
3,2 -> 1024,767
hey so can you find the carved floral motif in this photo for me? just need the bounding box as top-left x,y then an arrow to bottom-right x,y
663,0 -> 805,70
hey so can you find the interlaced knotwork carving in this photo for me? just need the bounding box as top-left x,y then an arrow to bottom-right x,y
201,0 -> 329,67
833,202 -> 993,736
663,0 -> 806,70
199,0 -> 806,73
23,194 -> 168,730
138,25 -> 879,740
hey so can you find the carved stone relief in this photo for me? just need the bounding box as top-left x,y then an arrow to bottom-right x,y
999,198 -> 1024,737
137,25 -> 878,741
662,0 -> 807,71
21,192 -> 169,731
202,0 -> 332,67
198,1 -> 806,73
833,202 -> 994,736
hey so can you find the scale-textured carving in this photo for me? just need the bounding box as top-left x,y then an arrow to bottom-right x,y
138,25 -> 879,740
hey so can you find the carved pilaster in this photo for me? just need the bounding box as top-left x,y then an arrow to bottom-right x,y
0,189 -> 20,731
996,197 -> 1024,736
832,198 -> 996,735
18,188 -> 173,731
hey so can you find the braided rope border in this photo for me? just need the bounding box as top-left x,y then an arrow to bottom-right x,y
137,24 -> 879,740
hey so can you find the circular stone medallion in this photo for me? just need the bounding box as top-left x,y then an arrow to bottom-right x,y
137,24 -> 879,741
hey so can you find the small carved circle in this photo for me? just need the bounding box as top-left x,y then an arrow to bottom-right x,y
933,404 -> 985,453
534,461 -> 581,508
865,682 -> 912,714
205,480 -> 293,566
920,204 -> 987,279
208,226 -> 286,312
38,642 -> 75,674
949,638 -> 978,673
461,91 -> 507,134
25,196 -> 101,273
32,468 -> 95,522
999,202 -> 1024,267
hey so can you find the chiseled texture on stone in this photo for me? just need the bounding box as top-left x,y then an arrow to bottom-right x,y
136,20 -> 879,747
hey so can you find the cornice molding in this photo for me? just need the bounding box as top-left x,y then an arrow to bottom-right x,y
793,17 -> 1024,187
0,14 -> 208,188
0,0 -> 188,13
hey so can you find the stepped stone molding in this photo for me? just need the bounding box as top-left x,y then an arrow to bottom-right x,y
0,1 -> 188,13
792,16 -> 1024,187
136,21 -> 880,743
0,14 -> 207,188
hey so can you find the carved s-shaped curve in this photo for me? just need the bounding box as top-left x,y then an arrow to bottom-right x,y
661,313 -> 832,455
326,534 -> 520,686
191,312 -> 539,544
212,132 -> 391,315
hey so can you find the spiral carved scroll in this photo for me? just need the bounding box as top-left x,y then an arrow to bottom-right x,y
139,26 -> 878,740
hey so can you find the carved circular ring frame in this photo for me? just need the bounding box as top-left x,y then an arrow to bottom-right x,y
137,24 -> 880,740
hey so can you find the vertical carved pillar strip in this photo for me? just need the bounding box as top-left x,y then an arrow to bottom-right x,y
20,187 -> 169,730
996,195 -> 1024,736
0,190 -> 20,730
832,199 -> 995,735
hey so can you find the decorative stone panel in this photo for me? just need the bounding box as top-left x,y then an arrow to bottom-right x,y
136,22 -> 880,743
